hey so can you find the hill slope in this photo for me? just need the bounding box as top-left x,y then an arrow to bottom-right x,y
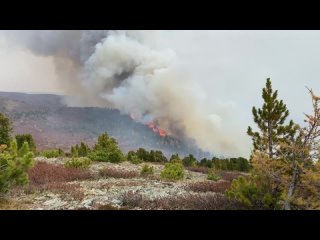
0,92 -> 210,158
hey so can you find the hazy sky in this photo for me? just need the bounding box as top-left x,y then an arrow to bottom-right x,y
0,34 -> 62,93
1,30 -> 320,157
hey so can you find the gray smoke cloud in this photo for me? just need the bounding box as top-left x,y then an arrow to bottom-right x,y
2,30 -> 244,157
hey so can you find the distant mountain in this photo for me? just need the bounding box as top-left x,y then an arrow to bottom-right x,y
0,92 -> 211,159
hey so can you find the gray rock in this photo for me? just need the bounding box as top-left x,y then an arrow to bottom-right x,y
81,198 -> 95,208
43,198 -> 67,209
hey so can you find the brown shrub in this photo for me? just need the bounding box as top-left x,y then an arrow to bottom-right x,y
28,161 -> 93,185
120,191 -> 247,210
99,167 -> 139,179
186,181 -> 231,193
121,190 -> 143,208
25,161 -> 92,200
171,194 -> 248,210
186,166 -> 210,174
218,171 -> 242,182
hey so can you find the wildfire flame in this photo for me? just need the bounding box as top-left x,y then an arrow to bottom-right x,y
147,121 -> 167,137
130,113 -> 167,137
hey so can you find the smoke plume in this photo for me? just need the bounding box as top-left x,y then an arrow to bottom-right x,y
2,30 -> 244,156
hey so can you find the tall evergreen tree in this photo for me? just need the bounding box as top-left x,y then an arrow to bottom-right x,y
0,113 -> 12,146
78,142 -> 90,157
247,78 -> 297,159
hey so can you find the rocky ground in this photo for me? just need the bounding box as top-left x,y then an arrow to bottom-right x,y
1,157 -> 241,210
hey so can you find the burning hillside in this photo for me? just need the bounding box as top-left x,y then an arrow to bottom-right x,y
0,92 -> 211,159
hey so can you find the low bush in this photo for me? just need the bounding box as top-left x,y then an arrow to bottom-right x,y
65,157 -> 92,169
140,164 -> 154,177
26,162 -> 92,200
130,155 -> 143,165
207,169 -> 221,181
225,175 -> 280,210
120,191 -> 247,210
40,149 -> 64,158
186,181 -> 231,193
28,161 -> 93,185
160,162 -> 184,181
218,171 -> 242,182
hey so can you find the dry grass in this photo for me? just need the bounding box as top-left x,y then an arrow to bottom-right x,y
120,191 -> 247,210
99,167 -> 139,179
185,180 -> 231,193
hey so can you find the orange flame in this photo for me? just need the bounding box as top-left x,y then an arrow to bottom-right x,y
147,121 -> 166,137
158,128 -> 167,137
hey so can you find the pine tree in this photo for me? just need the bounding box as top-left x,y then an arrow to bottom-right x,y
247,78 -> 297,159
78,142 -> 90,157
88,133 -> 124,163
0,139 -> 34,194
182,154 -> 197,167
0,113 -> 12,146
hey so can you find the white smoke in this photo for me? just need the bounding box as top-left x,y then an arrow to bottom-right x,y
2,30 -> 245,157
